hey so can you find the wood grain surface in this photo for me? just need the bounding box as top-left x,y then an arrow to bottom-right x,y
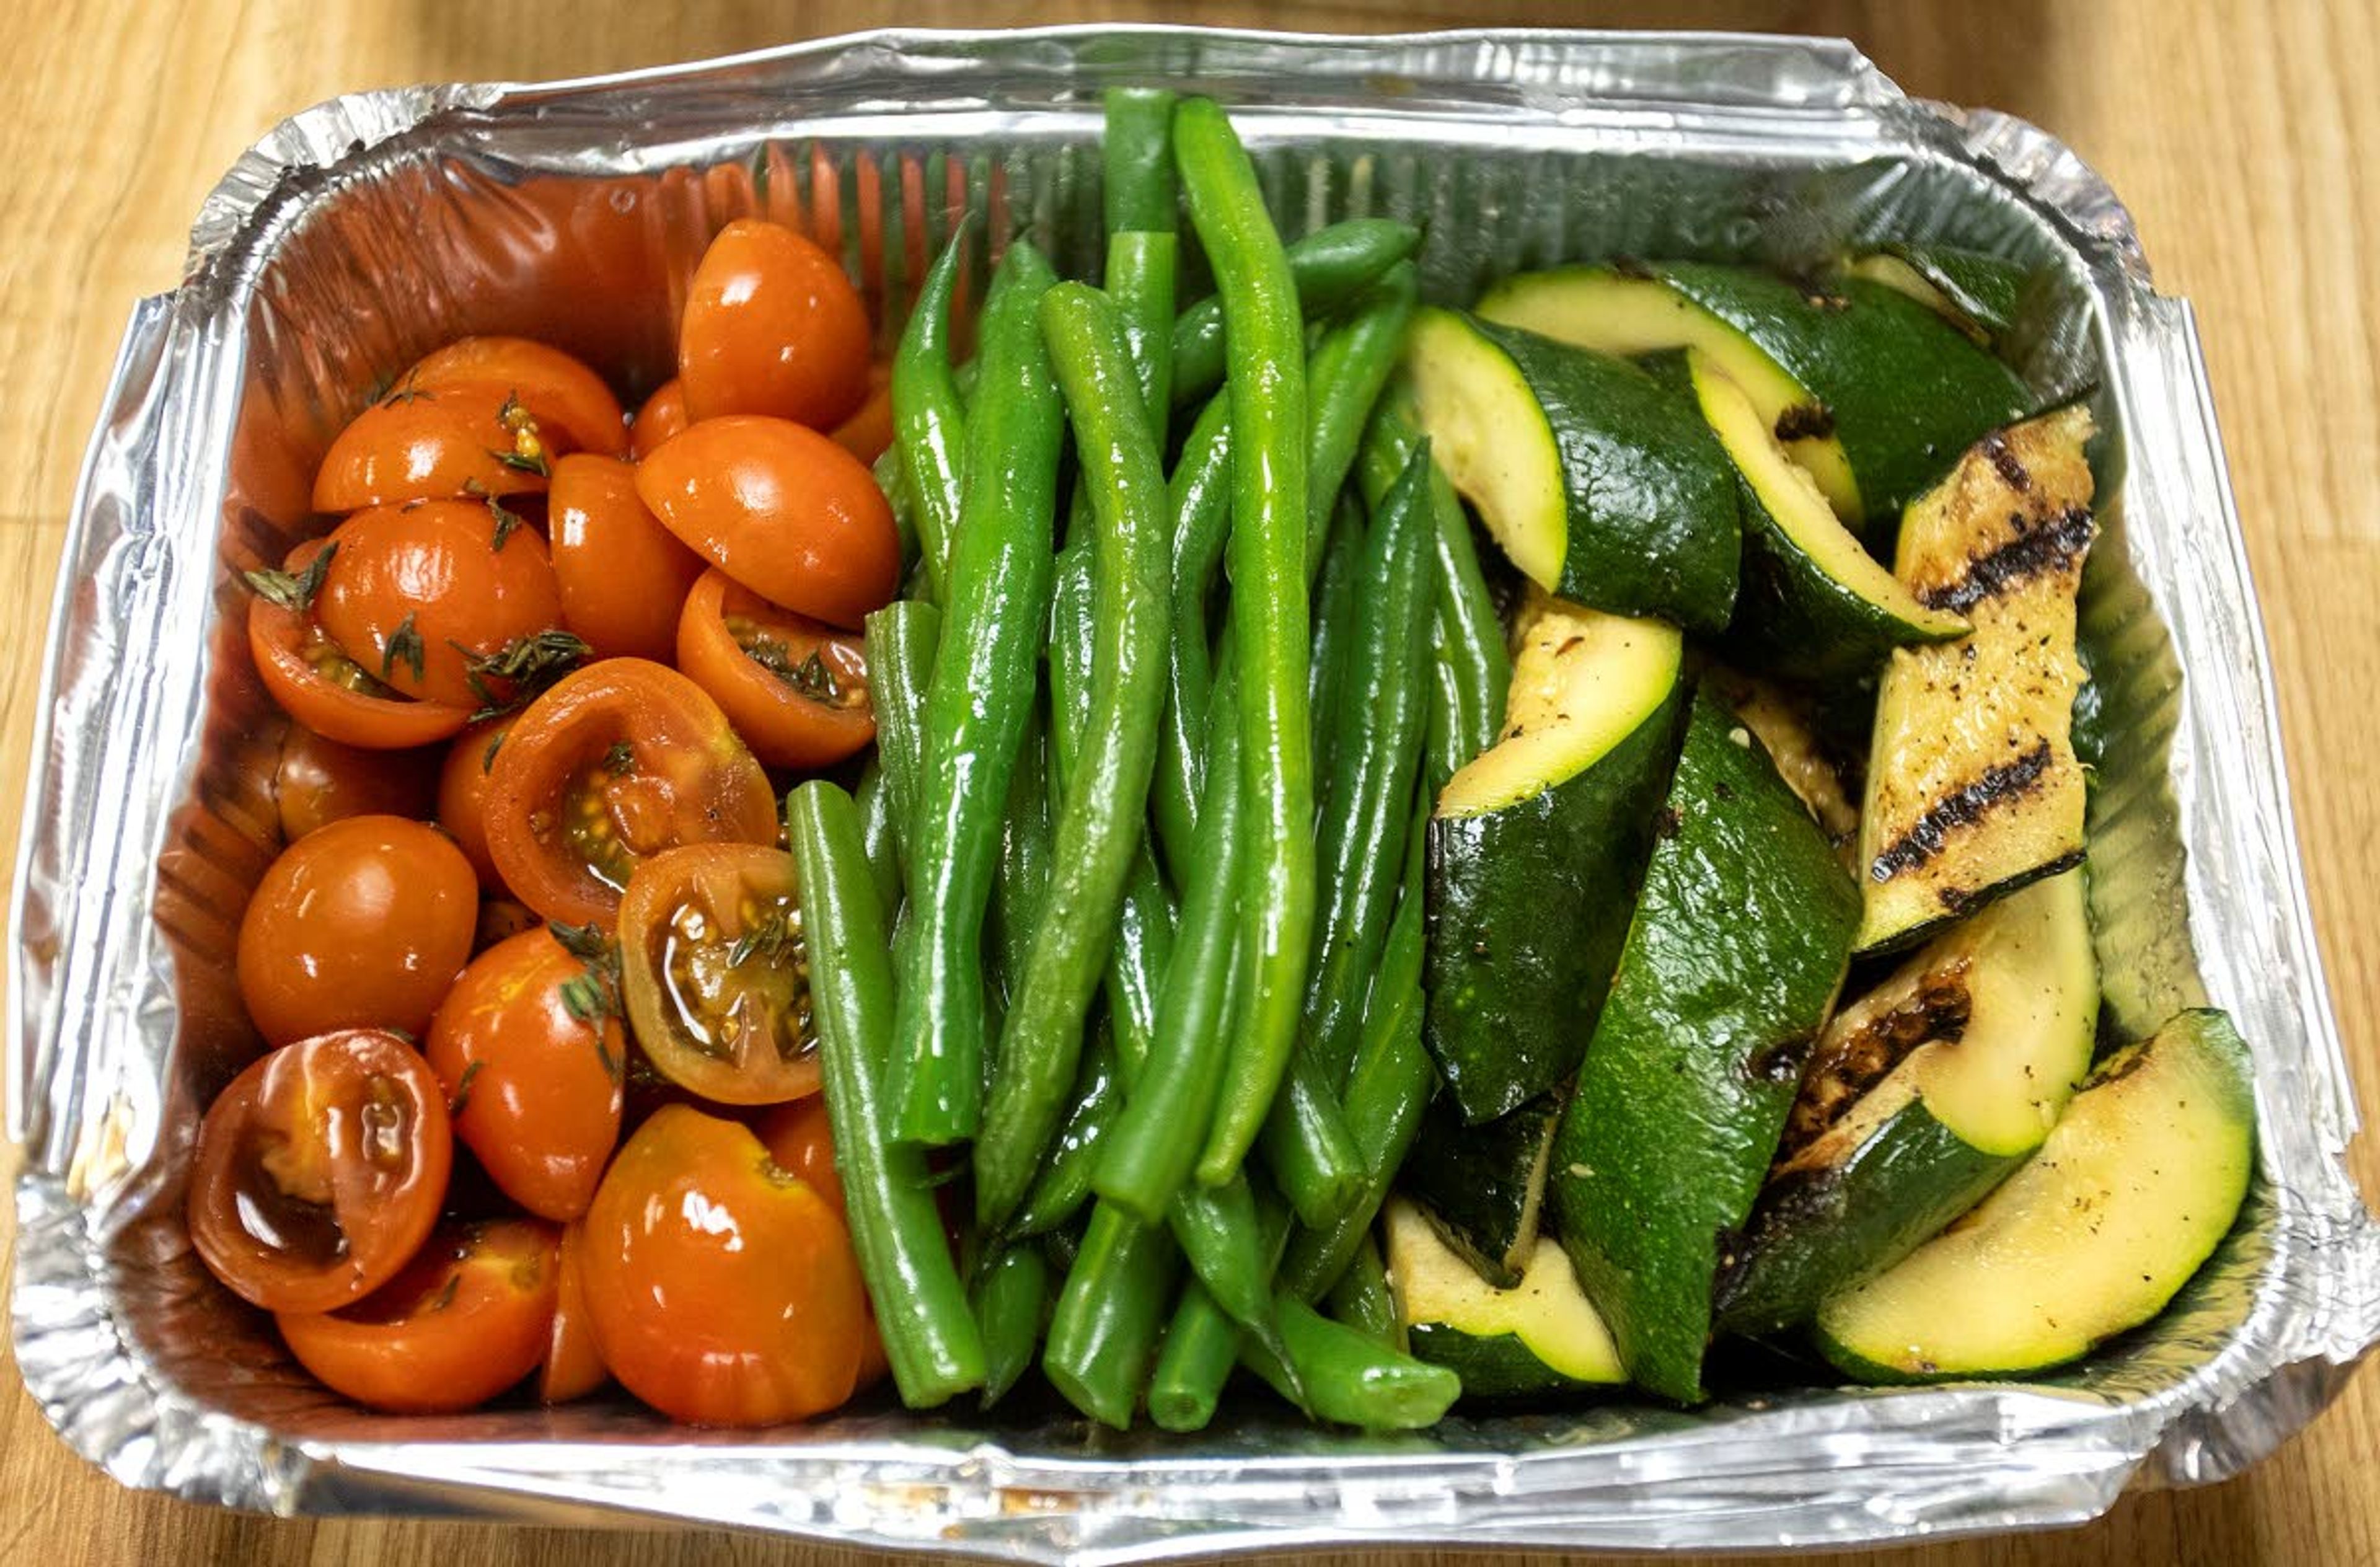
2,1 -> 2374,1563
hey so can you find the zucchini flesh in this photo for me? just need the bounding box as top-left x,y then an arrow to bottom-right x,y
1815,1009 -> 2255,1383
1705,667 -> 1858,854
1845,245 -> 2028,347
1386,1198 -> 1623,1397
1854,404 -> 2097,954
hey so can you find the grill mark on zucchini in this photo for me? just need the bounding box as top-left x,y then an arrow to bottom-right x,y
1778,963 -> 1972,1160
1869,741 -> 2054,884
1916,506 -> 2097,615
1773,403 -> 1836,442
1980,430 -> 2032,493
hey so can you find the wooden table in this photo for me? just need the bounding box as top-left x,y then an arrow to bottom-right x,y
3,1 -> 2374,1562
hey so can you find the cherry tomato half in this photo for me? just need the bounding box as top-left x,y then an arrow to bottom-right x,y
483,659 -> 777,927
580,1105 -> 868,1426
548,454 -> 705,663
187,1029 -> 453,1314
676,568 -> 875,770
636,416 -> 899,630
314,501 -> 568,711
405,336 -> 629,459
249,541 -> 474,751
438,718 -> 513,892
275,1218 -> 559,1413
237,814 -> 478,1047
313,382 -> 560,514
619,842 -> 818,1106
425,927 -> 625,1221
677,219 -> 871,430
275,723 -> 438,844
827,366 -> 895,467
539,1221 -> 609,1403
627,378 -> 689,461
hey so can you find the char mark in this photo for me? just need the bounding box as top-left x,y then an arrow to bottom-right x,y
1916,505 -> 2096,614
1869,742 -> 2054,883
1981,430 -> 2032,493
1778,966 -> 1972,1159
1773,402 -> 1836,443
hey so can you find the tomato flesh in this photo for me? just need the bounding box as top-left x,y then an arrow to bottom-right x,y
675,568 -> 875,770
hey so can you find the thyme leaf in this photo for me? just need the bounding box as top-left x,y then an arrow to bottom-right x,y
242,542 -> 337,614
381,612 -> 426,685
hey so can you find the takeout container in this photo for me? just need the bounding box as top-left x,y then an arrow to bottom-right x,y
10,26 -> 2378,1558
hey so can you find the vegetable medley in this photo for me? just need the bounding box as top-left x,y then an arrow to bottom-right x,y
190,92 -> 2255,1429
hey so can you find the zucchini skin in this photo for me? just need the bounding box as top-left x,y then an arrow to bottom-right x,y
1399,1091 -> 1562,1289
1405,1323 -> 1614,1401
1551,686 -> 1861,1405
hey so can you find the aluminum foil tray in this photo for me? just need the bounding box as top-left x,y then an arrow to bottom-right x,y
10,25 -> 2378,1560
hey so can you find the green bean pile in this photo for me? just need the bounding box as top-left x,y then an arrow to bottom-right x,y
786,91 -> 1508,1431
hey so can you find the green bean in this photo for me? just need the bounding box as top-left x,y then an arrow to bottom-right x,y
972,1245 -> 1051,1410
1167,1173 -> 1295,1382
1252,1039 -> 1364,1231
1007,1021 -> 1121,1240
891,241 -> 1064,1147
853,760 -> 902,921
1323,1233 -> 1400,1348
1153,391 -> 1234,875
862,599 -> 944,880
1303,495 -> 1368,790
892,218 -> 974,601
1303,262 -> 1419,538
1243,1297 -> 1457,1430
873,448 -> 924,588
1042,1201 -> 1181,1429
988,708 -> 1056,1005
1103,87 -> 1179,236
1178,97 -> 1317,1185
1103,87 -> 1179,418
1147,1281 -> 1241,1432
1172,218 -> 1424,409
975,283 -> 1173,1232
784,781 -> 984,1407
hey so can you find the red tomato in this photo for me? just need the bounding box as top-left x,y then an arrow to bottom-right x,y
424,928 -> 625,1221
579,1105 -> 869,1426
636,416 -> 899,630
617,843 -> 818,1106
314,501 -> 570,711
674,568 -> 875,770
187,1029 -> 453,1314
405,336 -> 630,459
438,718 -> 513,891
275,1219 -> 559,1413
627,378 -> 689,461
547,454 -> 705,662
754,1093 -> 844,1217
313,382 -> 560,514
275,724 -> 438,843
827,366 -> 895,466
677,219 -> 871,430
249,540 -> 473,751
482,659 -> 777,927
539,1221 -> 609,1403
236,814 -> 478,1046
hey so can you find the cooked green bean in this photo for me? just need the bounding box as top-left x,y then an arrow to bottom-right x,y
1177,97 -> 1317,1185
1103,87 -> 1178,418
873,448 -> 925,590
988,708 -> 1056,1005
1147,1280 -> 1241,1433
1303,495 -> 1367,790
1323,1234 -> 1400,1348
1007,1022 -> 1122,1240
891,241 -> 1064,1147
972,1244 -> 1051,1410
1042,1201 -> 1181,1429
1303,262 -> 1419,537
862,599 -> 944,882
1172,218 -> 1423,408
1243,1297 -> 1457,1431
1166,1173 -> 1295,1380
784,781 -> 984,1408
1153,391 -> 1234,875
1103,87 -> 1179,237
975,283 -> 1173,1232
892,219 -> 974,601
853,759 -> 902,921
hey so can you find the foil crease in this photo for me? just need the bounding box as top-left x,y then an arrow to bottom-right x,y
9,25 -> 2376,1558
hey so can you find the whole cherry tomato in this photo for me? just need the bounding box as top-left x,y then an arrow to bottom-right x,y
248,540 -> 473,751
274,723 -> 438,843
579,1105 -> 869,1426
827,366 -> 895,466
313,382 -> 561,514
187,1028 -> 452,1313
675,568 -> 875,770
237,814 -> 478,1046
677,219 -> 871,430
548,454 -> 705,663
482,659 -> 777,927
424,927 -> 625,1221
314,501 -> 570,712
618,843 -> 818,1106
438,717 -> 513,891
627,378 -> 689,461
754,1093 -> 844,1217
636,416 -> 899,630
539,1221 -> 609,1403
275,1218 -> 559,1413
404,336 -> 629,459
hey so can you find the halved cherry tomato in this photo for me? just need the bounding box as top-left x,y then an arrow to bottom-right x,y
438,717 -> 513,891
627,378 -> 689,461
676,568 -> 875,770
249,540 -> 474,751
618,842 -> 818,1105
677,219 -> 871,430
754,1092 -> 843,1216
313,382 -> 564,514
187,1028 -> 452,1313
540,1221 -> 609,1403
424,927 -> 625,1221
237,814 -> 478,1046
637,416 -> 899,630
827,365 -> 895,466
548,454 -> 705,662
579,1105 -> 868,1426
405,336 -> 629,459
275,1218 -> 559,1413
314,501 -> 568,711
483,659 -> 777,927
275,723 -> 438,842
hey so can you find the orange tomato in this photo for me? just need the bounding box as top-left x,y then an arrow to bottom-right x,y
313,382 -> 560,513
424,928 -> 625,1221
754,1093 -> 844,1217
404,336 -> 629,459
674,568 -> 875,770
248,540 -> 473,751
236,814 -> 478,1046
579,1105 -> 869,1426
187,1029 -> 453,1314
547,454 -> 705,662
539,1222 -> 609,1403
827,366 -> 895,466
636,416 -> 899,630
677,219 -> 871,430
437,717 -> 513,891
274,724 -> 438,842
627,378 -> 689,461
275,1219 -> 560,1414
